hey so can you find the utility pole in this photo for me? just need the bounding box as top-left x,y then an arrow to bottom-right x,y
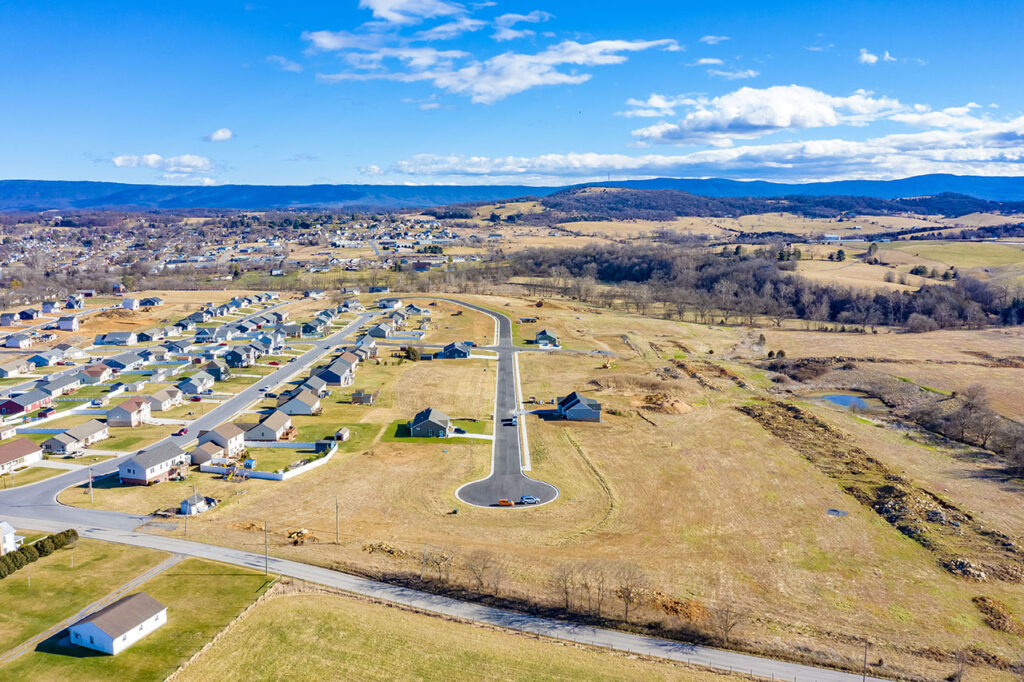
862,640 -> 869,682
264,521 -> 269,575
88,467 -> 93,503
335,496 -> 340,544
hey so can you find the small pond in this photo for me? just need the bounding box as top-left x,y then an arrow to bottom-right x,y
805,391 -> 886,412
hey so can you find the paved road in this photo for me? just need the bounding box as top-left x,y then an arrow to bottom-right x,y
0,516 -> 887,682
404,298 -> 558,508
0,311 -> 377,531
0,298 -> 893,681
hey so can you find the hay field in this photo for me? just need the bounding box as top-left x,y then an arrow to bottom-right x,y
177,590 -> 742,682
881,241 -> 1024,269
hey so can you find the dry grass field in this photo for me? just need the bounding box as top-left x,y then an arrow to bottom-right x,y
177,589 -> 745,682
50,288 -> 1024,679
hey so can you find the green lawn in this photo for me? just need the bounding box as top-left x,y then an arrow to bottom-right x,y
380,420 -> 482,445
94,425 -> 176,451
0,539 -> 167,654
0,466 -> 63,489
1,558 -> 273,682
291,421 -> 381,448
243,448 -> 314,473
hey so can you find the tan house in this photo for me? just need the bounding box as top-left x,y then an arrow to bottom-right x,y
197,423 -> 246,457
80,364 -> 114,384
0,438 -> 44,475
42,419 -> 109,456
244,410 -> 293,442
107,397 -> 152,428
146,387 -> 183,412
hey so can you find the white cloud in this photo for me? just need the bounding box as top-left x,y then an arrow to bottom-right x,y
204,128 -> 233,142
302,29 -> 389,52
629,85 -> 904,145
320,38 -> 679,103
618,93 -> 697,118
858,48 -> 879,64
692,57 -> 723,66
416,16 -> 485,40
267,55 -> 303,72
707,68 -> 759,80
385,116 -> 1024,182
112,153 -> 214,173
492,10 -> 553,41
883,50 -> 896,62
699,35 -> 729,45
358,0 -> 464,25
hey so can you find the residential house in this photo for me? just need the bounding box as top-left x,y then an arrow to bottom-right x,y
224,346 -> 257,368
180,494 -> 215,516
65,295 -> 85,310
178,371 -> 214,395
58,315 -> 80,332
117,442 -> 188,485
136,328 -> 164,343
80,364 -> 114,384
103,352 -> 145,372
278,389 -> 321,416
409,407 -> 453,438
0,439 -> 44,474
377,297 -> 402,309
146,387 -> 183,412
351,389 -> 377,405
0,390 -> 52,415
68,592 -> 167,655
367,323 -> 392,339
1,521 -> 23,556
39,373 -> 83,396
437,342 -> 471,359
107,397 -> 152,427
535,329 -> 559,347
0,313 -> 16,326
315,357 -> 356,387
42,301 -> 59,314
0,359 -> 31,378
188,441 -> 223,466
202,360 -> 231,381
244,410 -> 293,442
98,331 -> 137,346
122,298 -> 140,311
42,419 -> 109,456
29,349 -> 64,367
5,334 -> 32,349
19,308 -> 41,320
300,375 -> 329,397
173,318 -> 196,332
139,297 -> 164,307
198,423 -> 246,456
555,391 -> 602,422
303,289 -> 326,299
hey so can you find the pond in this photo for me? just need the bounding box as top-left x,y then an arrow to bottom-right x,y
806,391 -> 886,412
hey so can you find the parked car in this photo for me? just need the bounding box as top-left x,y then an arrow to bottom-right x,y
190,396 -> 202,402
175,428 -> 188,436
265,392 -> 277,399
268,361 -> 280,366
453,427 -> 466,434
519,495 -> 540,505
498,498 -> 514,507
38,407 -> 56,418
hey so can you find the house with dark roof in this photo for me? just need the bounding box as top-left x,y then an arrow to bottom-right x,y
97,331 -> 138,346
139,297 -> 164,307
118,443 -> 188,485
68,592 -> 167,655
555,391 -> 602,422
103,352 -> 145,372
535,329 -> 559,347
202,359 -> 231,381
0,389 -> 52,415
5,334 -> 32,349
58,315 -> 80,332
437,342 -> 471,359
409,407 -> 453,438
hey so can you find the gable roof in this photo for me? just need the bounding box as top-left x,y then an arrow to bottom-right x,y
74,592 -> 165,639
0,438 -> 42,466
113,396 -> 150,414
412,407 -> 450,428
287,389 -> 320,407
129,442 -> 186,470
259,410 -> 292,431
64,419 -> 107,441
11,389 -> 50,407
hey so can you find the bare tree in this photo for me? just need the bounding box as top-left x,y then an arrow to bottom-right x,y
463,549 -> 495,592
578,560 -> 609,616
614,563 -> 648,622
708,599 -> 748,644
552,563 -> 578,611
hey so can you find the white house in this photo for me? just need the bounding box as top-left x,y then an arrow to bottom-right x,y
58,315 -> 80,332
122,298 -> 140,311
69,592 -> 167,655
0,521 -> 23,556
0,439 -> 44,475
197,423 -> 246,457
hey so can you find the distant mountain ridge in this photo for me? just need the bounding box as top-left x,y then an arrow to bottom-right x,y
2,174 -> 1024,210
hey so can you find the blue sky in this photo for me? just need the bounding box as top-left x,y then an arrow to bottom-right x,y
1,0 -> 1022,186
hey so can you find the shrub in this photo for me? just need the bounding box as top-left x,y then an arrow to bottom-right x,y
19,544 -> 39,564
35,537 -> 55,557
7,550 -> 27,570
907,313 -> 939,333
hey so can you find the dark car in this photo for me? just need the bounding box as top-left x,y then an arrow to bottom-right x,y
175,428 -> 188,436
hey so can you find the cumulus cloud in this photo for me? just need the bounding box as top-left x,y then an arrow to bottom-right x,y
358,0 -> 464,25
492,10 -> 553,41
692,57 -> 723,66
858,48 -> 879,64
699,35 -> 729,44
384,116 -> 1024,182
204,128 -> 233,142
302,29 -> 390,52
618,93 -> 697,118
319,38 -> 679,103
416,16 -> 485,40
267,55 -> 303,72
707,68 -> 759,80
628,85 -> 904,145
112,153 -> 214,173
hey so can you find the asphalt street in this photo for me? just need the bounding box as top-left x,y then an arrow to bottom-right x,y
0,298 -> 893,681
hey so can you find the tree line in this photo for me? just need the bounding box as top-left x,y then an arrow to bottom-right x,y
511,244 -> 1024,329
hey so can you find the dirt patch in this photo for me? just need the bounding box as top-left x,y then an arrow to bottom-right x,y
639,393 -> 693,415
972,596 -> 1024,635
737,399 -> 1024,583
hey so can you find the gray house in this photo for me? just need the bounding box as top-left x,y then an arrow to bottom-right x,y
409,407 -> 453,438
555,392 -> 602,422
